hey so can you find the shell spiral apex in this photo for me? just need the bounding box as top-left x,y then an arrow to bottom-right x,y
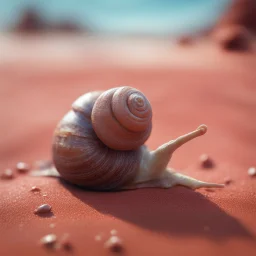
50,85 -> 224,191
92,86 -> 152,150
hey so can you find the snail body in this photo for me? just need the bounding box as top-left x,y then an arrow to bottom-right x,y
48,86 -> 224,191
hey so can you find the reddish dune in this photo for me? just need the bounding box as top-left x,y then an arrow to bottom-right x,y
0,36 -> 255,256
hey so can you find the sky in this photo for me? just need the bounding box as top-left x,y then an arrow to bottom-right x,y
0,0 -> 232,35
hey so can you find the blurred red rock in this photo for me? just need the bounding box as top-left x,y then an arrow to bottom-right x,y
213,25 -> 252,51
210,0 -> 256,51
12,8 -> 84,34
13,8 -> 47,33
216,0 -> 256,34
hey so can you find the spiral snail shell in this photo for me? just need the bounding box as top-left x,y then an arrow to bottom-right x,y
49,86 -> 224,191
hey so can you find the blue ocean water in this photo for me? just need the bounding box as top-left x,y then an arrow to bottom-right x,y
0,0 -> 232,35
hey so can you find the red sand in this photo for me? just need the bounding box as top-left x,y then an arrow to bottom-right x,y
0,35 -> 256,256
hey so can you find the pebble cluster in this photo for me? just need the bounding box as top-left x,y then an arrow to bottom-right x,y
1,161 -> 31,180
104,235 -> 123,252
0,158 -> 255,253
198,154 -> 255,185
95,229 -> 123,253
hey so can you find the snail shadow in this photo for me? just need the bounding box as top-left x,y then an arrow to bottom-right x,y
60,180 -> 254,241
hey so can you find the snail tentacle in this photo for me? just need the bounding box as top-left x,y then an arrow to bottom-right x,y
153,124 -> 206,158
128,125 -> 224,189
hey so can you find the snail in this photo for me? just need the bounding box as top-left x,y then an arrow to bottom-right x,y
34,86 -> 224,191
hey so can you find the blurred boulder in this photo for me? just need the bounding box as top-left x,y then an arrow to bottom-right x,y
215,0 -> 256,34
210,0 -> 256,51
13,8 -> 47,33
213,25 -> 252,51
12,8 -> 86,34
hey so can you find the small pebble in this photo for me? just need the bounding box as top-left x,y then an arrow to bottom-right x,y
60,233 -> 72,251
34,204 -> 52,214
1,169 -> 14,179
248,167 -> 256,177
42,194 -> 47,197
40,234 -> 57,247
31,186 -> 41,192
199,154 -> 214,169
224,177 -> 232,185
110,229 -> 118,236
16,162 -> 30,173
104,236 -> 123,252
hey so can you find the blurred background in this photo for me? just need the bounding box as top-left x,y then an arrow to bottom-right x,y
0,0 -> 232,36
1,0 -> 255,69
0,0 -> 255,169
0,2 -> 256,256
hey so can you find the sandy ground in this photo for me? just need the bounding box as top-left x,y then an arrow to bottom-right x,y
0,34 -> 256,256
